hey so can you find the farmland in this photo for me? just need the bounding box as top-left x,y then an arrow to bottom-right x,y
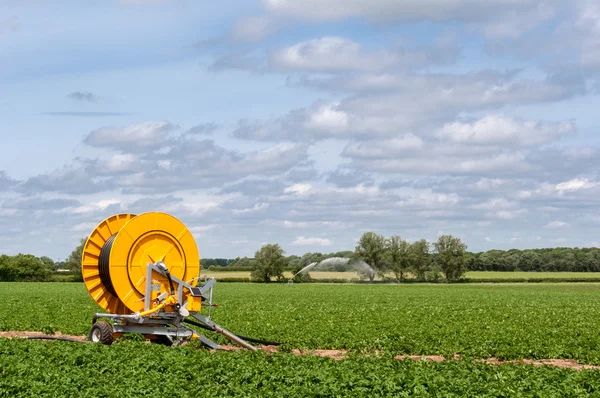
203,270 -> 600,282
2,282 -> 600,395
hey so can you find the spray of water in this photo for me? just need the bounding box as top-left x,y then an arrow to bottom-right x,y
291,257 -> 375,280
352,259 -> 376,280
292,262 -> 318,278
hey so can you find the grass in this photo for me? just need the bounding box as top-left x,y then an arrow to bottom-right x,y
3,282 -> 600,395
3,282 -> 600,362
2,339 -> 600,397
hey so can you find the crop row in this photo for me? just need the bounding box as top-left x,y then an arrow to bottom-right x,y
1,339 -> 600,397
2,282 -> 600,363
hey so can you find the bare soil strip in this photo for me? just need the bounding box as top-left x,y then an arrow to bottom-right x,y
394,354 -> 600,371
0,331 -> 88,342
2,332 -> 598,370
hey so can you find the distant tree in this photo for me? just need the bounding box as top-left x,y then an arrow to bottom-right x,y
40,256 -> 56,270
409,239 -> 430,280
434,235 -> 467,281
386,235 -> 410,282
202,258 -> 230,267
299,252 -> 325,267
583,252 -> 600,272
464,252 -> 478,271
234,256 -> 255,268
354,232 -> 387,281
287,255 -> 302,269
65,238 -> 86,282
7,254 -> 51,282
0,254 -> 16,281
251,244 -> 287,282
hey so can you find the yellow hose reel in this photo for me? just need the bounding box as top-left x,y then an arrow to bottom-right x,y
82,212 -> 200,314
81,212 -> 256,350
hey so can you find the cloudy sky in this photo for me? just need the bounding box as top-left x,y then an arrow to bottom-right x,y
2,0 -> 600,260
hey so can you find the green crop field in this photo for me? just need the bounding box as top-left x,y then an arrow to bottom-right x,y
2,282 -> 600,396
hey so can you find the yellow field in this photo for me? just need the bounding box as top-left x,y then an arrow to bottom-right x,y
200,270 -> 600,282
202,271 -> 371,281
465,271 -> 600,279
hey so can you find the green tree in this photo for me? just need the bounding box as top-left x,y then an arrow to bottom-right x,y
40,256 -> 56,270
409,239 -> 430,280
7,254 -> 51,281
386,235 -> 410,282
0,254 -> 16,281
65,238 -> 86,282
233,256 -> 255,268
434,235 -> 467,281
251,244 -> 287,282
354,232 -> 387,281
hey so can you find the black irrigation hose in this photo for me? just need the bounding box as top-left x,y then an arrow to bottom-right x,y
24,336 -> 87,343
99,234 -> 118,296
182,318 -> 283,346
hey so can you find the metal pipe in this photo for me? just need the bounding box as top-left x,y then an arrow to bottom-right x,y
95,313 -> 140,320
212,324 -> 258,351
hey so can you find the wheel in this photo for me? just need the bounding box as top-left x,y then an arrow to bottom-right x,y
89,321 -> 114,345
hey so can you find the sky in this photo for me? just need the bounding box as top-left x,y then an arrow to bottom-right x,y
2,0 -> 600,260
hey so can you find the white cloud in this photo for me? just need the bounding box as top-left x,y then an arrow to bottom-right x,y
238,71 -> 582,142
104,154 -> 137,173
576,1 -> 600,68
72,222 -> 99,232
343,134 -> 424,158
284,184 -> 312,195
84,121 -> 177,153
438,115 -> 575,147
347,150 -> 531,175
545,221 -> 569,229
190,225 -> 216,237
232,203 -> 270,214
489,209 -> 527,220
262,0 -> 557,23
517,190 -> 533,199
304,103 -> 349,133
291,236 -> 333,246
283,220 -> 309,228
271,37 -> 403,72
473,198 -> 517,210
481,4 -> 556,39
72,199 -> 120,214
556,178 -> 597,192
474,178 -> 508,190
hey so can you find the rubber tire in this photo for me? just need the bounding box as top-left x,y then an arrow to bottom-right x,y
89,321 -> 114,345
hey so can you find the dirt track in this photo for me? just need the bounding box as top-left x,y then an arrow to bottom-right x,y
2,331 -> 599,370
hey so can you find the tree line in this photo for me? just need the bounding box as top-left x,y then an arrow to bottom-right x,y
3,233 -> 600,282
465,247 -> 600,272
209,237 -> 600,282
0,239 -> 84,282
238,233 -> 468,282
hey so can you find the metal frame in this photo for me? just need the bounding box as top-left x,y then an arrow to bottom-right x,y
92,261 -> 256,350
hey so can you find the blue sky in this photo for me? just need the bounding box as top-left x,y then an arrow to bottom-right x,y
2,0 -> 600,260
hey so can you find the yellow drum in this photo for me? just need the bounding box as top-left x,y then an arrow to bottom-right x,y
81,212 -> 200,314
